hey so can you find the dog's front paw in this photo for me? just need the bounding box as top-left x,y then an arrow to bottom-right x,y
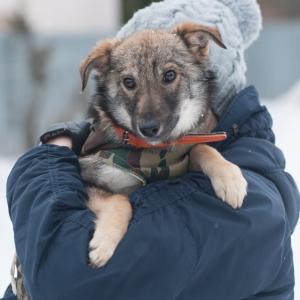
89,231 -> 119,268
210,162 -> 247,209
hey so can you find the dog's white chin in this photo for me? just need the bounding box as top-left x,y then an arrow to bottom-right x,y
170,98 -> 205,138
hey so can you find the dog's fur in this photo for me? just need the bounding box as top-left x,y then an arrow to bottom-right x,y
79,23 -> 247,267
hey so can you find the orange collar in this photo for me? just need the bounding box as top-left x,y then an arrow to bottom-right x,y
112,124 -> 227,149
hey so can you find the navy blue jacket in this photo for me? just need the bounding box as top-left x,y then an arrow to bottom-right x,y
3,87 -> 300,300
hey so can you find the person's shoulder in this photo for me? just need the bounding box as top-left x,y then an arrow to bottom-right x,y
216,86 -> 274,143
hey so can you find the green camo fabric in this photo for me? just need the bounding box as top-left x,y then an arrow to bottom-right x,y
96,144 -> 193,185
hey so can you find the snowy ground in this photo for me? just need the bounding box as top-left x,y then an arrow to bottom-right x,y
267,82 -> 300,299
0,83 -> 300,297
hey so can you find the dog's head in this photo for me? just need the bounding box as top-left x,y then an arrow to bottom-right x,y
80,22 -> 226,143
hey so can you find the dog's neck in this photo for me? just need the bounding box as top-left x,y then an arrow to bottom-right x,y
193,108 -> 218,134
82,105 -> 220,155
82,106 -> 220,155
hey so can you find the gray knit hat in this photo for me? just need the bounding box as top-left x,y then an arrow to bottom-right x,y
117,0 -> 262,116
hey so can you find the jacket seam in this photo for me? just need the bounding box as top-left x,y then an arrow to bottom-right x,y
47,149 -> 94,230
171,205 -> 198,298
241,167 -> 284,177
47,146 -> 89,221
63,218 -> 93,231
47,146 -> 62,208
131,201 -> 198,298
131,196 -> 178,223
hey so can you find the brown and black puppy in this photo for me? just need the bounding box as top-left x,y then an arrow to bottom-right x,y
79,23 -> 247,267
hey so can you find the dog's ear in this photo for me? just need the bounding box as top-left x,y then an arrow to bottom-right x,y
80,39 -> 119,91
173,22 -> 226,60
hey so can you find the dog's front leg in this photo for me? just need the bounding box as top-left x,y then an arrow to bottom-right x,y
87,187 -> 132,267
189,144 -> 247,209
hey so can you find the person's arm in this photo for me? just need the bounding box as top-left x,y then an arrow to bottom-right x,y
6,135 -> 299,300
6,144 -> 196,300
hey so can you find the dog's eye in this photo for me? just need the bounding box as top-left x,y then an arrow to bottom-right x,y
163,70 -> 177,84
123,77 -> 136,90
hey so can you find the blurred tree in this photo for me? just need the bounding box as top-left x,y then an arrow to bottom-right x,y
6,12 -> 52,149
122,0 -> 160,23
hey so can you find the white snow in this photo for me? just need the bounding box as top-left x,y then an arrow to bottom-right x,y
265,81 -> 300,299
0,82 -> 300,296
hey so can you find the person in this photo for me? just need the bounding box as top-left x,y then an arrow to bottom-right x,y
2,0 -> 300,299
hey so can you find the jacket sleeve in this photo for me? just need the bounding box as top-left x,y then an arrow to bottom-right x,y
6,142 -> 298,300
166,136 -> 298,300
6,145 -> 197,300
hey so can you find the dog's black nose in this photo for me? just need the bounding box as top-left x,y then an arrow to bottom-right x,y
138,119 -> 161,138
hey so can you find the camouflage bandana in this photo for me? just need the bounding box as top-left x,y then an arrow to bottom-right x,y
80,112 -> 224,185
95,144 -> 193,185
81,119 -> 202,184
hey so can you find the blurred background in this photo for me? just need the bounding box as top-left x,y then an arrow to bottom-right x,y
0,0 -> 300,153
0,0 -> 300,296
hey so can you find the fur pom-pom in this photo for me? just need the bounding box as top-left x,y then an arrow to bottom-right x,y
118,0 -> 262,49
218,0 -> 262,48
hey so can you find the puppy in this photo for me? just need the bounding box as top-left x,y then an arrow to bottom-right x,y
79,22 -> 247,267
